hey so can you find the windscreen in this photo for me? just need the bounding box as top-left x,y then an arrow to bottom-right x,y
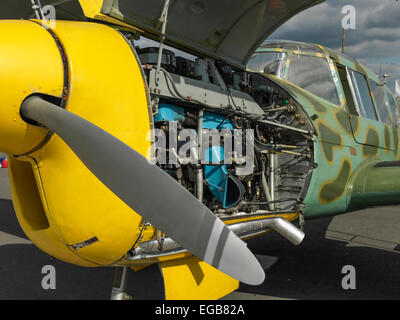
247,52 -> 287,78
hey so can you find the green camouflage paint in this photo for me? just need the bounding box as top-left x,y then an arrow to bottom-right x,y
362,128 -> 380,158
319,158 -> 351,204
335,108 -> 353,136
384,125 -> 391,150
257,41 -> 400,219
317,121 -> 343,163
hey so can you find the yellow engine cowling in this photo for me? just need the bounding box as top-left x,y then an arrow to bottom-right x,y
1,20 -> 153,267
0,20 -> 57,155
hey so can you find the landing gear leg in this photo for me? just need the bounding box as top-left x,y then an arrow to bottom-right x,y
110,267 -> 132,300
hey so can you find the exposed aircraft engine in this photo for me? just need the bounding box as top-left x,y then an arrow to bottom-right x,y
135,42 -> 315,221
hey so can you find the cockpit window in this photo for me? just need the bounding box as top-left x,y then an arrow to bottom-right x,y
348,70 -> 378,121
287,54 -> 341,105
369,81 -> 391,125
386,89 -> 400,126
261,42 -> 324,53
247,52 -> 287,78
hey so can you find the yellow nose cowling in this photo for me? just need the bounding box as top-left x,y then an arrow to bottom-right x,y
2,20 -> 153,267
0,20 -> 60,155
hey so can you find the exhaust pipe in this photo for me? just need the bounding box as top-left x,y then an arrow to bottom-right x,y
263,218 -> 305,245
128,217 -> 305,263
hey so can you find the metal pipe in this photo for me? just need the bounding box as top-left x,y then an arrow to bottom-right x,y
257,119 -> 310,134
155,0 -> 170,84
196,109 -> 204,202
265,218 -> 305,245
110,267 -> 131,300
261,171 -> 273,211
342,28 -> 346,54
30,0 -> 44,19
196,168 -> 204,202
128,217 -> 305,263
269,153 -> 276,210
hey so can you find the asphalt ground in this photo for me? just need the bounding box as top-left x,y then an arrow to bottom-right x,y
1,166 -> 400,300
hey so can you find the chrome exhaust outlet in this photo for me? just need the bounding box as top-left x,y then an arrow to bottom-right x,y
127,217 -> 305,263
265,218 -> 305,245
227,217 -> 304,246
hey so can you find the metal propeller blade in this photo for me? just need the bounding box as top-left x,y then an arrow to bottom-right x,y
21,96 -> 265,285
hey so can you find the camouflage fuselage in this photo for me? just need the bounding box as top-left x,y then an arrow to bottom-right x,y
255,42 -> 400,219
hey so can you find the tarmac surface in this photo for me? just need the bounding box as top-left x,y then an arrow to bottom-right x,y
1,165 -> 400,300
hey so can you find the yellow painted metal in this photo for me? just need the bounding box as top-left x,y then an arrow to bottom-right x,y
223,212 -> 299,225
0,20 -> 62,155
1,20 -> 85,266
28,21 -> 152,266
78,0 -> 142,32
8,156 -> 92,266
0,20 -> 151,267
160,256 -> 239,300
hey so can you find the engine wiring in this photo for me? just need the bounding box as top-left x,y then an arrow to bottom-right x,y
143,57 -> 315,216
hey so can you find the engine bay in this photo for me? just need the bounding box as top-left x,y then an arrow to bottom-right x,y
131,35 -> 316,221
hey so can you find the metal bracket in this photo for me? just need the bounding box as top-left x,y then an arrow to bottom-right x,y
30,0 -> 45,19
151,97 -> 160,117
110,267 -> 132,300
155,0 -> 171,85
157,230 -> 166,251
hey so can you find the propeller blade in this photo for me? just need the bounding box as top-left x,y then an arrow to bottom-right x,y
21,96 -> 265,285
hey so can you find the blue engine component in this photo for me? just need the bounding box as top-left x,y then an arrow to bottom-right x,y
202,112 -> 234,131
154,103 -> 185,122
203,146 -> 244,208
202,113 -> 243,209
153,103 -> 244,209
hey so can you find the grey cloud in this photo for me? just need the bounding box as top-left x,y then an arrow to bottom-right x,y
365,62 -> 400,94
268,0 -> 400,91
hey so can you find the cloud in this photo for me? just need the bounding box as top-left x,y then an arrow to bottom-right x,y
268,0 -> 400,91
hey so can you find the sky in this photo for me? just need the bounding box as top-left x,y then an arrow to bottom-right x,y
268,0 -> 400,94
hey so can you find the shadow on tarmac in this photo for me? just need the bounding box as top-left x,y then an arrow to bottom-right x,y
1,198 -> 400,299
